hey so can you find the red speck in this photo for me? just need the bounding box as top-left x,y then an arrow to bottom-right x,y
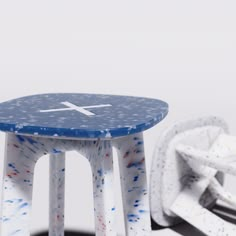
13,144 -> 19,148
123,151 -> 130,158
7,172 -> 17,177
127,158 -> 145,168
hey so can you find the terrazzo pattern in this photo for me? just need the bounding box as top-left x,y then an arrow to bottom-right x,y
0,94 -> 168,236
150,116 -> 236,236
1,133 -> 41,236
0,134 -> 118,236
87,140 -> 115,235
113,133 -> 151,235
49,153 -> 65,236
1,133 -> 153,236
0,93 -> 168,138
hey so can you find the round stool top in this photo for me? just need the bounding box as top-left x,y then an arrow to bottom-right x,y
0,93 -> 168,139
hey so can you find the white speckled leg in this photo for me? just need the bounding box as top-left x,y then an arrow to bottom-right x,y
78,140 -> 116,236
49,153 -> 65,236
113,133 -> 151,236
0,134 -> 72,236
0,134 -> 41,236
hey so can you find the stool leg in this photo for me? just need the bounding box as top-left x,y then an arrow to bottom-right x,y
85,140 -> 116,236
0,134 -> 40,236
113,133 -> 151,236
49,153 -> 66,236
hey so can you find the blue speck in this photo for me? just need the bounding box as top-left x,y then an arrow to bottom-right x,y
97,169 -> 103,177
53,148 -> 62,154
139,210 -> 146,213
16,135 -> 25,142
8,163 -> 15,169
135,149 -> 142,153
127,159 -> 144,168
133,175 -> 139,182
26,137 -> 37,145
5,200 -> 14,203
128,214 -> 137,218
136,141 -> 143,146
19,202 -> 28,209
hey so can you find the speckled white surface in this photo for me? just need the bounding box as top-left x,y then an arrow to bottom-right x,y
113,133 -> 151,235
0,132 -> 156,236
49,152 -> 65,236
150,116 -> 236,236
0,134 -> 117,236
174,134 -> 236,236
150,116 -> 228,227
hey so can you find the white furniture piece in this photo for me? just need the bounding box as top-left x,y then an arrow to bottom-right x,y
150,116 -> 236,236
0,93 -> 168,236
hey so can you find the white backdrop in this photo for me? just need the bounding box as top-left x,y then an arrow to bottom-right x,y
0,1 -> 236,235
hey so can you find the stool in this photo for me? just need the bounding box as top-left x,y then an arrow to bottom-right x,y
0,93 -> 168,236
150,116 -> 236,236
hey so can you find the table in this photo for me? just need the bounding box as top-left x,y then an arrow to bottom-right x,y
0,93 -> 168,236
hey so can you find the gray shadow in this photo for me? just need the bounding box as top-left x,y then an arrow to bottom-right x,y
151,204 -> 236,236
151,216 -> 204,236
33,205 -> 236,236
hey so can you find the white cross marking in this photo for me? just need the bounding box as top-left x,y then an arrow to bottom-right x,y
39,101 -> 112,116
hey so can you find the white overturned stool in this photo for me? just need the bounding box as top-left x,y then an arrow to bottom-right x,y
0,93 -> 168,236
150,116 -> 236,236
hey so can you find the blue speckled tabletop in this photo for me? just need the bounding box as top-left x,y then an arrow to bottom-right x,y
0,93 -> 168,139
